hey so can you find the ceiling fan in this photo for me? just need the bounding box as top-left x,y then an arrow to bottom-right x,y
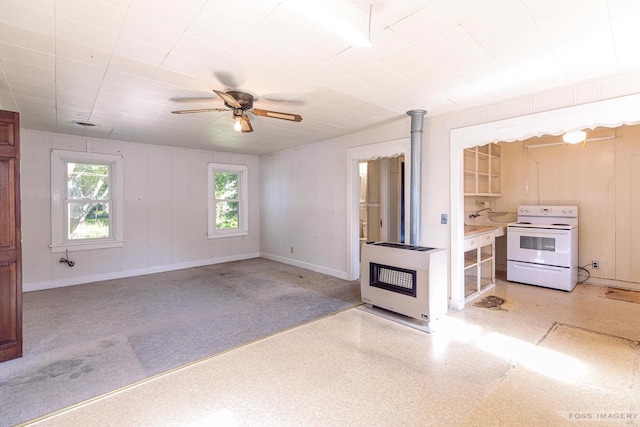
171,90 -> 303,133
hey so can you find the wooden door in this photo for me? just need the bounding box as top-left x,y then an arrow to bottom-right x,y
0,110 -> 21,362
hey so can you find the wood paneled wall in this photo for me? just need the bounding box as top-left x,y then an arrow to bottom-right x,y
492,125 -> 640,287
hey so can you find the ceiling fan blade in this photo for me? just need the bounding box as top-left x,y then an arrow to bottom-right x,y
213,89 -> 242,109
171,97 -> 219,103
171,108 -> 229,114
252,108 -> 302,122
240,114 -> 253,133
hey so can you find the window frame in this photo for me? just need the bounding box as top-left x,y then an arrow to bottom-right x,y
208,163 -> 249,239
50,150 -> 124,253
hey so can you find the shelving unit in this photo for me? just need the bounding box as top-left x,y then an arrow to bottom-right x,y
464,143 -> 501,196
463,231 -> 496,302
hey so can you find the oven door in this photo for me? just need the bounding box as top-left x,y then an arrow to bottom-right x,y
507,226 -> 572,267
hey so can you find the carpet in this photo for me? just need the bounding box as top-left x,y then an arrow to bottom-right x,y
0,258 -> 361,426
463,323 -> 640,426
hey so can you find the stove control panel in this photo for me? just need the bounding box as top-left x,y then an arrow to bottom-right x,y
517,205 -> 578,218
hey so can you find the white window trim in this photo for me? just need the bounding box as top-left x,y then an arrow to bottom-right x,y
208,163 -> 249,239
50,150 -> 124,253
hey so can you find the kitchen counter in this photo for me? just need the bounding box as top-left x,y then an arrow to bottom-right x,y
464,224 -> 500,237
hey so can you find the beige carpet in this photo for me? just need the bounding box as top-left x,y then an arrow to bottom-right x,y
1,258 -> 361,427
464,323 -> 640,426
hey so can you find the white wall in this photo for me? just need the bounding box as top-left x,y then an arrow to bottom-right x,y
259,70 -> 640,299
259,117 -> 449,279
260,140 -> 350,277
21,130 -> 260,291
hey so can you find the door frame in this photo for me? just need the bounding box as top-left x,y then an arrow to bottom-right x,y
449,92 -> 640,310
347,138 -> 411,280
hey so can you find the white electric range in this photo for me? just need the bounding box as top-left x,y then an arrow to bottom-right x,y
507,205 -> 578,291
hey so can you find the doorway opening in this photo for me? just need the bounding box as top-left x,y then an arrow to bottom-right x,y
347,138 -> 411,280
358,156 -> 405,260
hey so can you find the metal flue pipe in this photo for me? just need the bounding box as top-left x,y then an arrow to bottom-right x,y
406,109 -> 427,246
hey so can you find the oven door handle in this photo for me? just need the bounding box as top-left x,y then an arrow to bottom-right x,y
511,262 -> 565,272
509,228 -> 569,236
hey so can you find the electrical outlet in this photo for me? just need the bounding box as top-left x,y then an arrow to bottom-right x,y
592,261 -> 599,270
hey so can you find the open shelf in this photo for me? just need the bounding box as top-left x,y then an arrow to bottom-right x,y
463,143 -> 501,196
464,253 -> 477,269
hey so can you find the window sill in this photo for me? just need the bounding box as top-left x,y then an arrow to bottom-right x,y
207,230 -> 249,239
50,240 -> 125,253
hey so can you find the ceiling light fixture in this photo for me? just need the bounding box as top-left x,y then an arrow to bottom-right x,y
562,130 -> 586,144
233,118 -> 242,132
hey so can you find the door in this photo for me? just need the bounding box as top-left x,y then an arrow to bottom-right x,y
0,110 -> 22,362
366,159 -> 381,242
364,157 -> 404,244
380,157 -> 403,243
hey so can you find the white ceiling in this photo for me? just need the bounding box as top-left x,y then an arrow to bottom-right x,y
1,0 -> 639,155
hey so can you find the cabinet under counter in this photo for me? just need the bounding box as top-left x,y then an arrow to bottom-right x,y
463,228 -> 496,303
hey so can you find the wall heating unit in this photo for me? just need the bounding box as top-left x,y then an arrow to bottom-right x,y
361,242 -> 447,333
507,205 -> 578,291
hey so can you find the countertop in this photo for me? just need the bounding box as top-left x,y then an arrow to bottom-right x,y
464,225 -> 499,237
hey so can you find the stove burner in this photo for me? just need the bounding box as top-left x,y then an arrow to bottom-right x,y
552,223 -> 570,226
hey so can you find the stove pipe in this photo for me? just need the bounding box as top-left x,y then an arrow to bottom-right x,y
406,109 -> 427,246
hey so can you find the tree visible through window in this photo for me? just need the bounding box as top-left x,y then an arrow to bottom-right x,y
51,150 -> 123,253
215,171 -> 239,230
66,162 -> 111,239
208,163 -> 248,238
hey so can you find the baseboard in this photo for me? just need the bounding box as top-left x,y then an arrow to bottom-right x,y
584,277 -> 640,292
23,252 -> 261,292
260,252 -> 349,280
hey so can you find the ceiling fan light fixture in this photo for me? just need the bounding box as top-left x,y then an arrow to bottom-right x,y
562,130 -> 586,144
172,88 -> 302,133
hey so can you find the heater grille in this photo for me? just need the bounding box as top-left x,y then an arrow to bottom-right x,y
370,263 -> 416,297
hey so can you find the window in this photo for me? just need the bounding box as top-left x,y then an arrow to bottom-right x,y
51,150 -> 124,252
208,163 -> 248,238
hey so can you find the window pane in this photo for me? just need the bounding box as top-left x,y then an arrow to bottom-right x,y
67,163 -> 110,200
68,202 -> 110,239
216,201 -> 239,229
215,172 -> 238,200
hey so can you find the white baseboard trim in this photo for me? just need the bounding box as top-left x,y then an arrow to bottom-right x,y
584,277 -> 640,292
23,252 -> 261,292
260,252 -> 349,281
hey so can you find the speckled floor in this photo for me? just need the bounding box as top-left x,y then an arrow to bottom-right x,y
25,280 -> 640,426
